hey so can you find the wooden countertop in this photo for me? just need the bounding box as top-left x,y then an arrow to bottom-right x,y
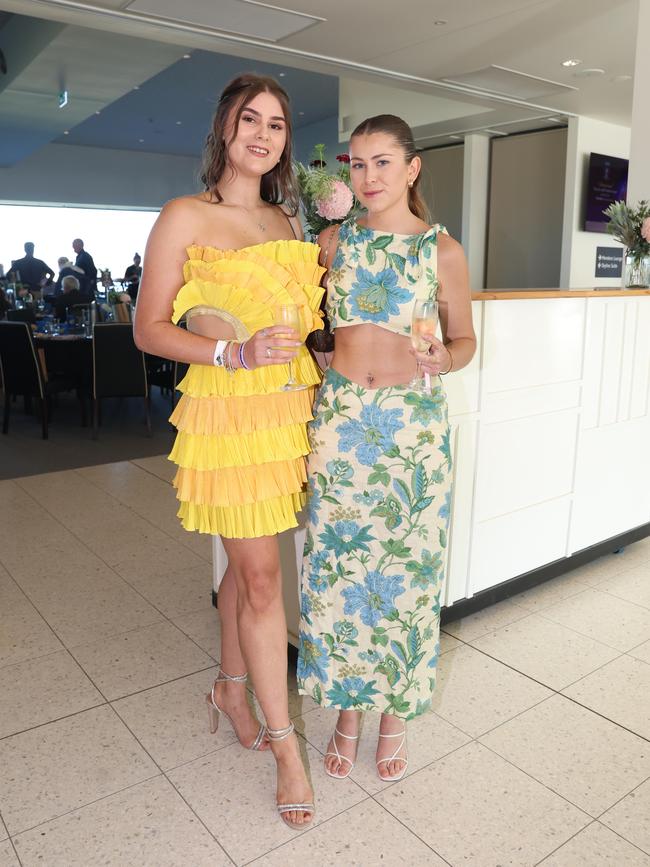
472,289 -> 650,300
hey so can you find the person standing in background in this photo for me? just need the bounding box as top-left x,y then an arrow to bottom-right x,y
72,238 -> 97,299
123,252 -> 142,301
10,242 -> 54,294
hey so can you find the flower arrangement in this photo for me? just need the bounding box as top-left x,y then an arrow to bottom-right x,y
603,200 -> 650,287
603,200 -> 650,261
295,144 -> 361,238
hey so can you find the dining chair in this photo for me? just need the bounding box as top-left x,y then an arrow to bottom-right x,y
7,308 -> 37,325
0,321 -> 78,438
92,322 -> 151,439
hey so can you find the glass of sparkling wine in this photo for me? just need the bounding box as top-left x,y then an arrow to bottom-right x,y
274,303 -> 308,392
410,299 -> 438,392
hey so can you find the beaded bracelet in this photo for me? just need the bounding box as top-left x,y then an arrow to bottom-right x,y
239,340 -> 250,371
223,341 -> 235,374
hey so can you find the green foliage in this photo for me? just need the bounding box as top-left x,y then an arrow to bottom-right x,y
604,199 -> 650,261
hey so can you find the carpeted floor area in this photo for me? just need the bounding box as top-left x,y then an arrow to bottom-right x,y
0,388 -> 176,480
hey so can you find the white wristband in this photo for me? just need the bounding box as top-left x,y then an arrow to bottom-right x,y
213,339 -> 228,367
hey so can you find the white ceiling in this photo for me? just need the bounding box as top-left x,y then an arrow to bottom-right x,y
0,0 -> 639,155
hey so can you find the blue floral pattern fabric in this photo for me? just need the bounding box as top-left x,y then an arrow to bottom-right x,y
298,368 -> 452,720
326,219 -> 447,335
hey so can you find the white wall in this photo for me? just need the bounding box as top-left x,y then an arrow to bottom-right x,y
419,145 -> 463,240
560,116 -> 631,288
0,142 -> 201,209
487,128 -> 567,289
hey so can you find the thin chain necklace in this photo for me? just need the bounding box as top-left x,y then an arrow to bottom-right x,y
225,201 -> 268,233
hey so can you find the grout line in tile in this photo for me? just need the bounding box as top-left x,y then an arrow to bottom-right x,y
72,462 -> 211,564
532,818 -> 599,866
479,739 -> 595,819
239,796 -> 383,867
5,772 -> 163,841
558,687 -> 650,745
370,797 -> 454,867
0,698 -> 109,744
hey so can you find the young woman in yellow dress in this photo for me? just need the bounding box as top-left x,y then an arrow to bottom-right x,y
135,73 -> 324,830
298,115 -> 476,782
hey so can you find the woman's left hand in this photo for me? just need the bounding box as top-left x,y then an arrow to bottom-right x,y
410,335 -> 452,375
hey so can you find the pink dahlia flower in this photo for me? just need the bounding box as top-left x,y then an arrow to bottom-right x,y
315,179 -> 354,220
641,216 -> 650,243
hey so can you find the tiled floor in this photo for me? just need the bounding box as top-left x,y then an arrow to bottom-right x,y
0,458 -> 649,866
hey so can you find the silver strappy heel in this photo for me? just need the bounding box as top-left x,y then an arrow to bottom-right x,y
267,722 -> 316,830
205,670 -> 266,751
376,725 -> 408,782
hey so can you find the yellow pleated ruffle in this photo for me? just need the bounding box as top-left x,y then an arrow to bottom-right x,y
169,239 -> 324,538
170,388 -> 314,436
177,491 -> 306,537
173,457 -> 307,507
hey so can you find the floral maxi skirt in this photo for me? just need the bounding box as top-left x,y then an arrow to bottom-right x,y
297,367 -> 452,720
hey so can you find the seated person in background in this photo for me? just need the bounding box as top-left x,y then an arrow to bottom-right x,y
11,242 -> 54,295
53,275 -> 85,321
124,253 -> 142,301
54,257 -> 85,295
0,287 -> 10,319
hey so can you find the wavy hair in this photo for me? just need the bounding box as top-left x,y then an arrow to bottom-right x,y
350,114 -> 429,222
200,73 -> 298,214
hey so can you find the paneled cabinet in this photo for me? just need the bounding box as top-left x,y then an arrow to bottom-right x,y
213,294 -> 650,640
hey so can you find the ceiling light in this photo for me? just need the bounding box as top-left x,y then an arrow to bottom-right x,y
611,74 -> 632,83
133,86 -> 140,90
279,72 -> 286,77
573,67 -> 605,78
63,130 -> 69,135
95,110 -> 101,115
182,53 -> 191,59
562,59 -> 581,67
176,120 -> 182,125
434,19 -> 447,25
138,138 -> 144,142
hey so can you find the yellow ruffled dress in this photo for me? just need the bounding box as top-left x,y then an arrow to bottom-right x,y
168,240 -> 325,538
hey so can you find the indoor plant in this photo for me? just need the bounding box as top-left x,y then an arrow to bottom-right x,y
603,199 -> 650,288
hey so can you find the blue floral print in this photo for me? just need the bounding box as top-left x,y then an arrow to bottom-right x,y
336,404 -> 405,466
342,571 -> 406,627
349,267 -> 414,323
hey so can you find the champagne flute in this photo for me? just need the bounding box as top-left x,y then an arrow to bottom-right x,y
274,303 -> 308,392
409,299 -> 438,392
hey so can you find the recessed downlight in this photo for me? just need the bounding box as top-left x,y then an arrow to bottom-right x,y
279,72 -> 286,77
133,85 -> 140,91
434,19 -> 447,25
182,53 -> 191,59
138,138 -> 144,143
573,67 -> 605,78
63,130 -> 69,135
562,58 -> 581,67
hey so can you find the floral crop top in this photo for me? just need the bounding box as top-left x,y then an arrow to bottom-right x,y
326,218 -> 448,336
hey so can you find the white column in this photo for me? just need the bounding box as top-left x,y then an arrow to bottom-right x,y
627,0 -> 650,201
461,133 -> 490,291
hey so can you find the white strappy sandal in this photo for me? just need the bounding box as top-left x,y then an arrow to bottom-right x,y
205,670 -> 267,751
267,722 -> 316,831
324,727 -> 359,779
376,726 -> 408,782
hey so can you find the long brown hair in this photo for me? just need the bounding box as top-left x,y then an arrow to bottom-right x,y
350,114 -> 429,222
201,73 -> 298,214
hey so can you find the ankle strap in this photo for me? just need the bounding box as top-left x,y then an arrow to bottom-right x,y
335,727 -> 359,740
215,670 -> 248,684
267,722 -> 295,741
378,729 -> 406,738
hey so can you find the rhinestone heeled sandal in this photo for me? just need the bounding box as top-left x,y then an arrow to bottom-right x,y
267,722 -> 315,830
205,670 -> 266,751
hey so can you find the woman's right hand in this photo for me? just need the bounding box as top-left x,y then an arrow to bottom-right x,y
243,325 -> 301,370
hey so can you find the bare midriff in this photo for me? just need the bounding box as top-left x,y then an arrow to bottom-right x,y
331,324 -> 416,389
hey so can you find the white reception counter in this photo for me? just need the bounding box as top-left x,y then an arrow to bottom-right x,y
213,290 -> 650,644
